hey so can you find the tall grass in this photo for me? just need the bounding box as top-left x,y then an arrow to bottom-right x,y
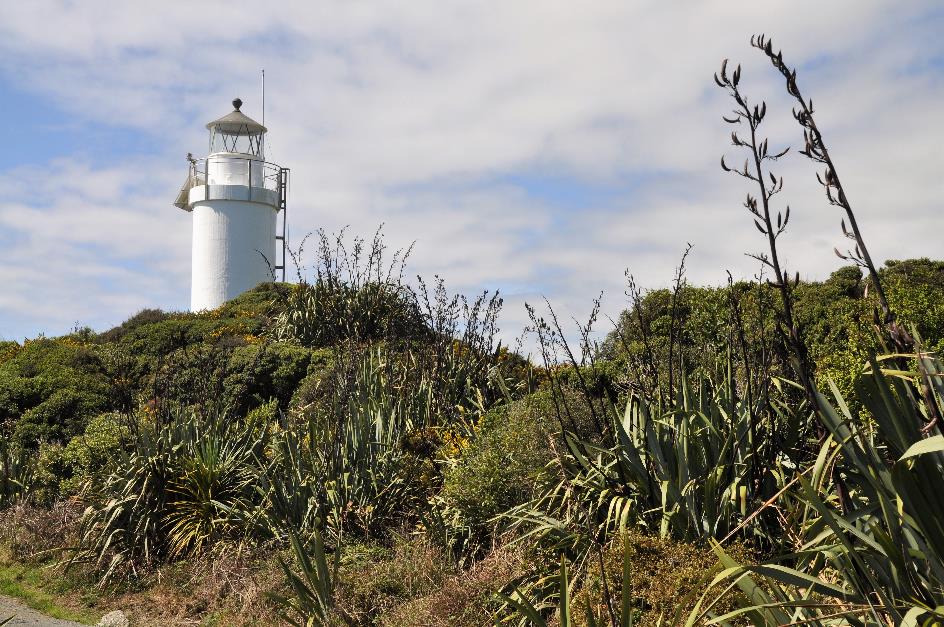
0,440 -> 34,507
684,352 -> 944,625
273,227 -> 424,348
70,408 -> 268,583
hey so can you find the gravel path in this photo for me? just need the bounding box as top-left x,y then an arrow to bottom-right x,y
0,595 -> 85,627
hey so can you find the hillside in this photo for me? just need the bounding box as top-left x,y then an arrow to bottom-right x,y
1,247 -> 943,625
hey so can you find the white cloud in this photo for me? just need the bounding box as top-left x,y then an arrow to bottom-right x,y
0,1 -> 941,345
0,159 -> 191,339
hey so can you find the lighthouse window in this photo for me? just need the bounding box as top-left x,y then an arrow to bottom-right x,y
210,126 -> 264,157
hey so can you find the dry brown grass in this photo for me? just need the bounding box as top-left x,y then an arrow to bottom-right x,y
330,532 -> 452,624
0,500 -> 83,562
378,543 -> 526,627
110,544 -> 285,626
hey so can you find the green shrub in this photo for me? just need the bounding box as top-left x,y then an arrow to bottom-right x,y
59,412 -> 125,496
573,531 -> 750,626
222,344 -> 329,416
439,389 -> 562,551
600,260 -> 944,406
244,399 -> 279,428
0,338 -> 111,448
14,388 -> 107,446
115,316 -> 216,357
883,258 -> 944,353
96,308 -> 172,344
287,355 -> 337,418
215,281 -> 290,323
2,413 -> 123,507
30,442 -> 67,505
553,360 -> 623,401
0,341 -> 19,366
105,283 -> 287,362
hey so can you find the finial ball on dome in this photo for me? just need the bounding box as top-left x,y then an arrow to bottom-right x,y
232,98 -> 243,111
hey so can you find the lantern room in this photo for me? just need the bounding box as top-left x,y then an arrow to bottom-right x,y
207,97 -> 267,158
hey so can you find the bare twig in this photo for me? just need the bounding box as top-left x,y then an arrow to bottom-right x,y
751,34 -> 942,431
715,58 -> 821,416
667,243 -> 693,399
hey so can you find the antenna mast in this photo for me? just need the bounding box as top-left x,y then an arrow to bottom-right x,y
263,68 -> 289,284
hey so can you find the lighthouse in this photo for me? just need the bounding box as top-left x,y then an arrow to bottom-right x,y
174,98 -> 288,311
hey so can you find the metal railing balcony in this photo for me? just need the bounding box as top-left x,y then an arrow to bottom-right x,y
174,153 -> 284,210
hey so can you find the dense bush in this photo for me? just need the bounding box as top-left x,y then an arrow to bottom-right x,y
575,530 -> 751,625
682,354 -> 944,624
883,258 -> 944,352
0,338 -> 112,447
273,229 -> 427,348
439,391 -> 558,551
104,284 -> 288,355
6,411 -> 128,505
601,260 -> 944,402
274,280 -> 425,349
223,343 -> 332,416
96,308 -> 173,344
61,413 -> 125,493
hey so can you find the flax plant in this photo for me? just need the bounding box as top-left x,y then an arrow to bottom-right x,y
679,36 -> 944,626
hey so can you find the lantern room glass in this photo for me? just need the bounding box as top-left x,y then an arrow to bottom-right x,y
209,126 -> 265,158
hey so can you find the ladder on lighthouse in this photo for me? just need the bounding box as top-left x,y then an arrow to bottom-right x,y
275,168 -> 290,282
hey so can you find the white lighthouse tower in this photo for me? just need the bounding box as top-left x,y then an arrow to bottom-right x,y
174,98 -> 288,311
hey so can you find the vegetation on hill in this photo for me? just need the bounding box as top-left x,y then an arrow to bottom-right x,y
600,259 -> 944,406
2,37 -> 944,626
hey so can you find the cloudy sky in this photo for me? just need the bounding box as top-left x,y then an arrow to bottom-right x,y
0,1 -> 941,347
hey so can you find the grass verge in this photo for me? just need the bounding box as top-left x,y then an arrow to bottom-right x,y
0,547 -> 101,625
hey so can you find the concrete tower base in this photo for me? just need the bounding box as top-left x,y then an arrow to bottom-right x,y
189,194 -> 277,311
